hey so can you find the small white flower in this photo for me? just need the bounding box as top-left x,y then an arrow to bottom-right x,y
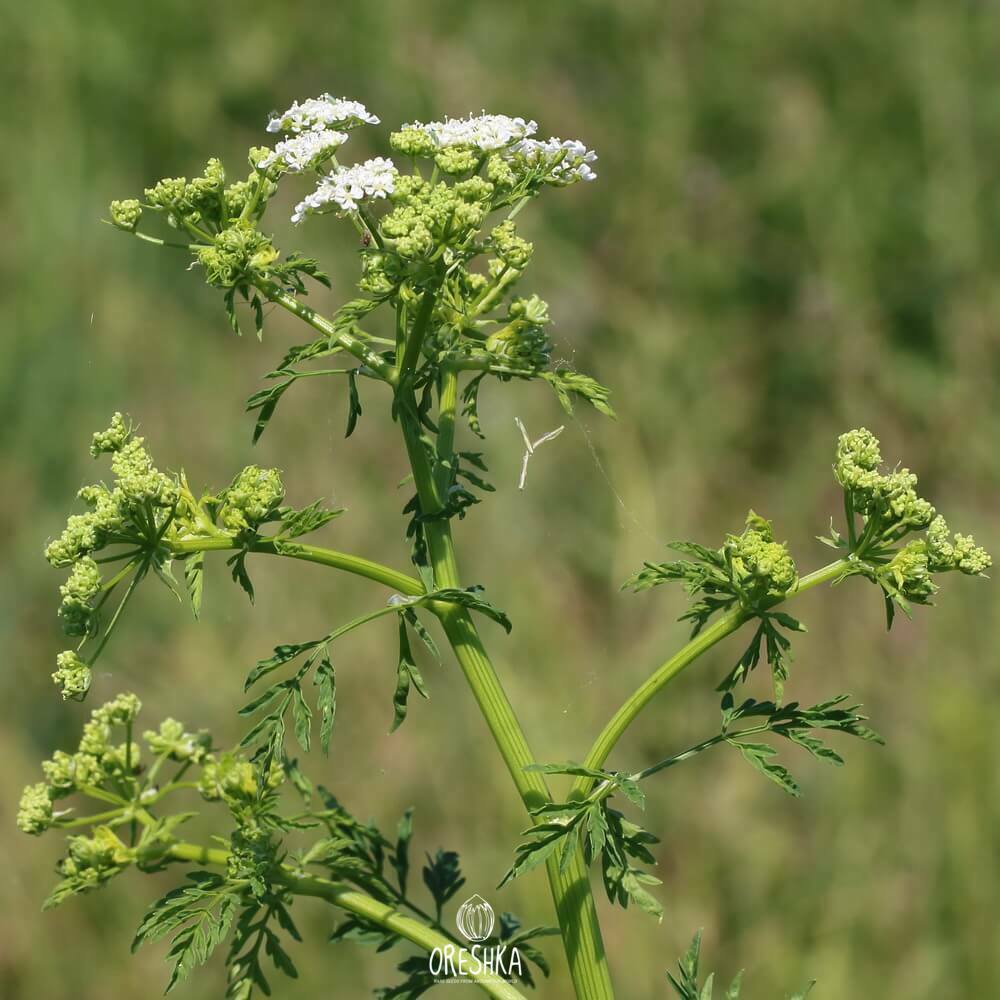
259,129 -> 348,172
292,157 -> 398,223
510,137 -> 598,182
267,95 -> 379,134
403,113 -> 538,151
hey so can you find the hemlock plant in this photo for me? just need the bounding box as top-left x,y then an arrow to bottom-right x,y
19,95 -> 991,999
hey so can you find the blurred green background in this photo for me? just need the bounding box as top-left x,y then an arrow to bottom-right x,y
2,1 -> 998,997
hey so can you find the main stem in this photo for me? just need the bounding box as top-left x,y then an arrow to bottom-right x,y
395,307 -> 614,999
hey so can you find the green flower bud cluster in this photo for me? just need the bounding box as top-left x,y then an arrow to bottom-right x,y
109,199 -> 142,231
45,506 -> 119,569
219,465 -> 285,532
389,126 -> 439,158
57,826 -> 131,893
113,151 -> 278,271
357,248 -> 415,296
484,295 -> 552,372
832,432 -> 991,610
883,516 -> 992,608
926,514 -> 991,575
17,694 -> 144,836
52,650 -> 92,701
112,444 -> 178,510
143,158 -> 228,231
884,541 -> 938,604
382,175 -> 494,259
195,224 -> 279,289
46,414 -> 178,572
485,153 -> 518,189
42,749 -> 103,797
143,718 -> 212,763
835,428 -> 934,536
17,783 -> 54,835
490,221 -> 533,270
433,146 -> 481,175
726,511 -> 797,603
90,412 -> 132,456
198,752 -> 283,807
58,557 -> 102,637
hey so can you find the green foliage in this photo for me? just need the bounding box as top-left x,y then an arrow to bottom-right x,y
19,85 -> 993,1000
22,692 -> 555,998
667,930 -> 814,999
500,762 -> 663,921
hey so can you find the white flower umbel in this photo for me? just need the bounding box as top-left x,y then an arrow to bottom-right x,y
510,137 -> 598,183
292,157 -> 398,223
404,113 -> 538,151
267,95 -> 379,134
259,129 -> 348,173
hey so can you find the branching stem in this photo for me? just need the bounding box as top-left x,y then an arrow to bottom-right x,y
571,559 -> 850,799
163,842 -> 527,1000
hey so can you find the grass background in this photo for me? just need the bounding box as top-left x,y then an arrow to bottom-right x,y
2,2 -> 998,997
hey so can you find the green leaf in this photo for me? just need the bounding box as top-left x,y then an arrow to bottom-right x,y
427,586 -> 512,633
345,369 -> 362,438
403,608 -> 440,662
542,367 -> 615,418
499,825 -> 570,887
390,619 -> 429,732
733,741 -> 800,797
247,371 -> 296,445
226,550 -> 255,604
132,875 -> 237,993
787,731 -> 844,765
291,684 -> 312,752
769,611 -> 807,632
182,551 -> 204,620
245,641 -> 322,691
277,500 -> 344,539
461,372 -> 487,438
524,761 -> 610,780
392,808 -> 413,896
314,654 -> 336,755
422,850 -> 465,913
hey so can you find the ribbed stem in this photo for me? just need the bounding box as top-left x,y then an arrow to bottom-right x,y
572,559 -> 850,798
168,536 -> 423,596
399,386 -> 614,998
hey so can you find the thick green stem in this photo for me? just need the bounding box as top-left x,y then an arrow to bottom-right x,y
572,559 -> 849,798
165,842 -> 525,1000
435,365 -> 459,495
398,287 -> 437,379
396,343 -> 614,998
168,536 -> 423,596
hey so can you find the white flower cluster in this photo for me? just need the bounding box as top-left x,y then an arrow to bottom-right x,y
404,113 -> 538,151
512,137 -> 598,182
267,94 -> 379,134
292,157 -> 398,223
259,129 -> 348,172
